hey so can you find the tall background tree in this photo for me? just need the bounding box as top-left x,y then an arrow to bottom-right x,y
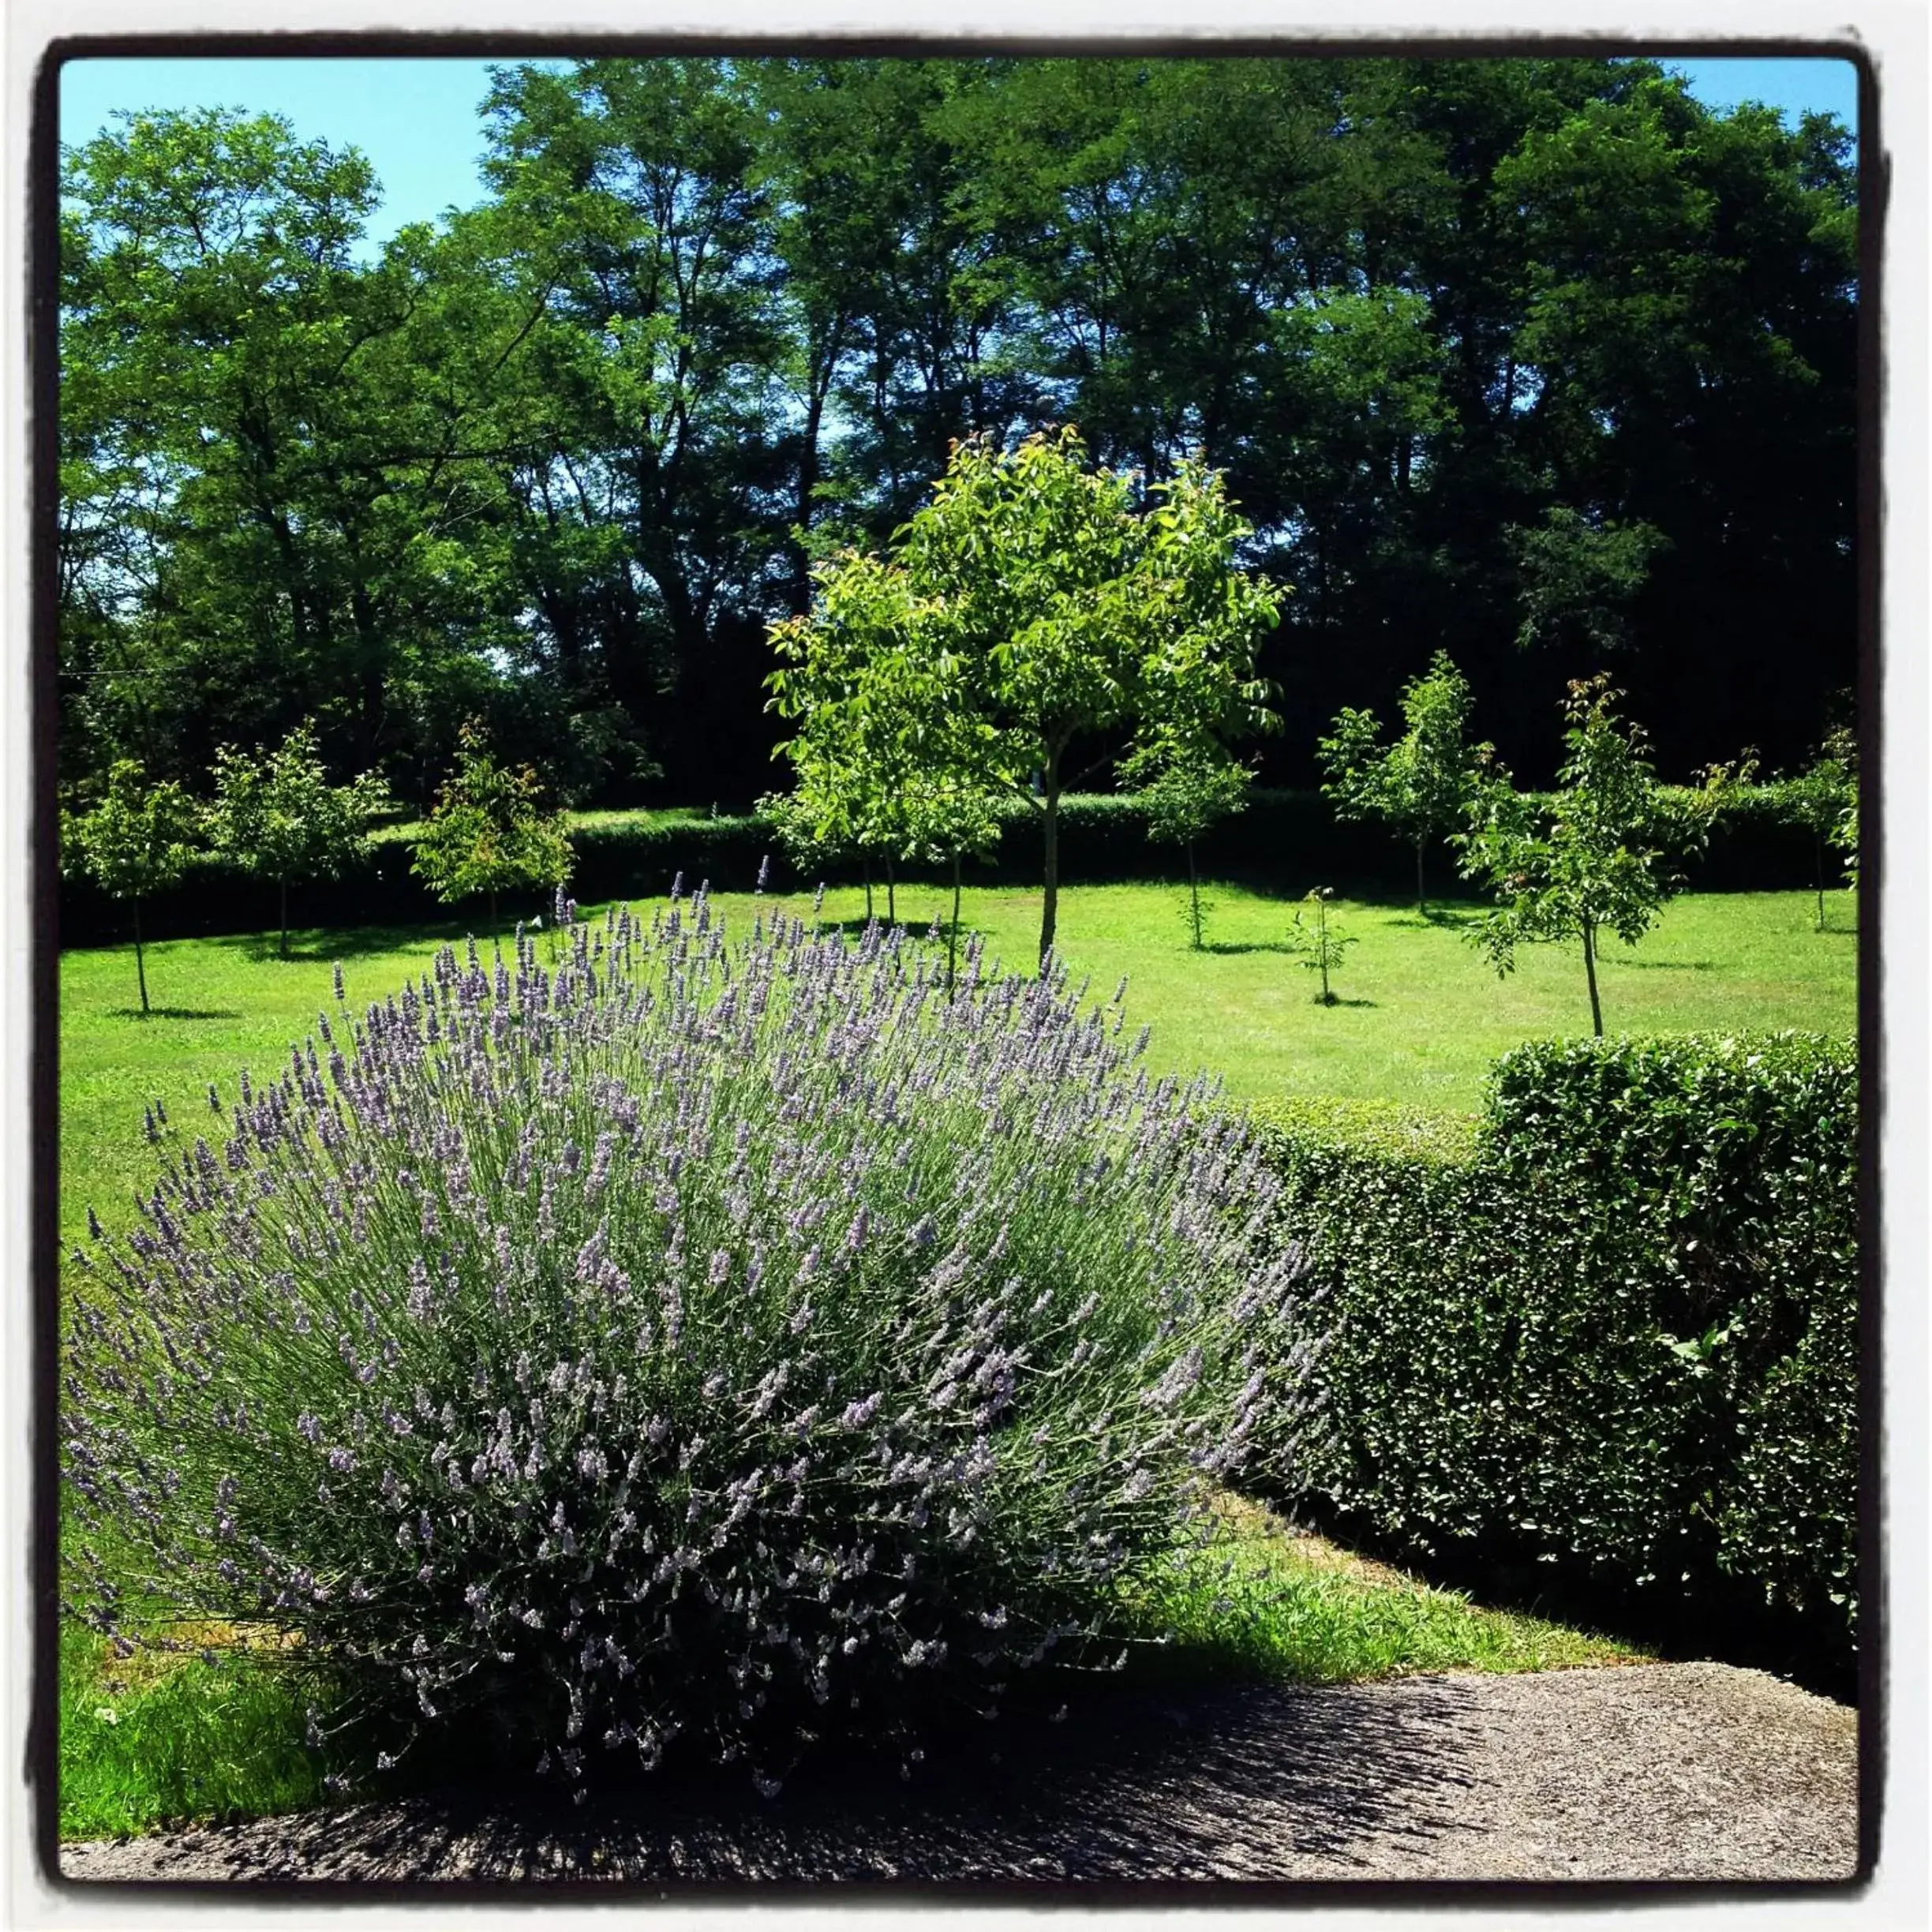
59,58 -> 1857,819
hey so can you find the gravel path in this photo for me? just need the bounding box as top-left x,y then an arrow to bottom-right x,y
61,1662 -> 1858,1886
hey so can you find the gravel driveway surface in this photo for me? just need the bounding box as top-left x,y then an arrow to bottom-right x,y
61,1661 -> 1858,1886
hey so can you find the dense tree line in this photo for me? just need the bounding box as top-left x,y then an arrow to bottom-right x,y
58,55 -> 1857,814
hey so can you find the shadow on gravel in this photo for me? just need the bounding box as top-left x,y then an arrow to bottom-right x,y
80,1679 -> 1489,1885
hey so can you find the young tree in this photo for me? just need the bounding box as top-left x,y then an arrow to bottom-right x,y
1784,725 -> 1858,930
776,429 -> 1282,968
769,548 -> 1005,979
208,720 -> 389,957
769,554 -> 929,925
1457,676 -> 1722,1037
1830,793 -> 1859,896
70,760 -> 200,1016
1283,886 -> 1356,1005
1318,650 -> 1491,913
1125,743 -> 1253,950
411,721 -> 575,940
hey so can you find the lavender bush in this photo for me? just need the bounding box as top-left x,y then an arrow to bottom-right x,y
63,889 -> 1311,1798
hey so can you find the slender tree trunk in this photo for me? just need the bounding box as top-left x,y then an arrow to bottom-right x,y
279,878 -> 290,960
1582,921 -> 1604,1037
1188,839 -> 1202,949
885,854 -> 897,927
1039,754 -> 1064,971
947,849 -> 962,998
490,887 -> 499,945
133,897 -> 149,1017
1814,834 -> 1826,932
1416,834 -> 1427,915
1318,897 -> 1332,1005
863,855 -> 874,923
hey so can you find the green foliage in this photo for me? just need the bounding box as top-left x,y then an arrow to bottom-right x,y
1125,744 -> 1253,949
69,760 -> 201,1014
1831,797 -> 1859,892
1458,676 -> 1731,1034
1783,724 -> 1859,925
781,427 -> 1283,964
1244,1096 -> 1480,1166
766,547 -> 1004,882
1283,889 -> 1357,1005
69,761 -> 199,907
1251,1029 -> 1858,1682
208,721 -> 390,957
410,722 -> 575,930
1128,747 -> 1254,852
1318,653 -> 1491,910
1507,506 -> 1669,653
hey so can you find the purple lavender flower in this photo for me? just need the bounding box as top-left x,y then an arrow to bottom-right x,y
63,879 -> 1286,1806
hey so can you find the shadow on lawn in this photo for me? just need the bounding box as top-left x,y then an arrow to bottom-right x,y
212,924 -> 481,965
107,1007 -> 244,1022
1377,908 -> 1484,934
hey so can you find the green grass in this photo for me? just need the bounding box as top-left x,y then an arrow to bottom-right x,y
59,881 -> 1853,1251
59,1623 -> 331,1841
1132,1494 -> 1647,1690
908,881 -> 1856,1117
54,876 -> 1834,1837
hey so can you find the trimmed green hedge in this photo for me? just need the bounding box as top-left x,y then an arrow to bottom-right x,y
60,783 -> 1844,948
1252,1031 -> 1858,1684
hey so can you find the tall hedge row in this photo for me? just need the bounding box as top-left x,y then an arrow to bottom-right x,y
59,785 -> 1838,949
1251,1031 -> 1859,1688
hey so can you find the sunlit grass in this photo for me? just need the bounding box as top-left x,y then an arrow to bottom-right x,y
59,1623 -> 331,1842
1126,1493 -> 1648,1691
59,882 -> 1853,1251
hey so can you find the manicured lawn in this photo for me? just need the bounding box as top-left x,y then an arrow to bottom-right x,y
59,1623 -> 330,1842
856,881 -> 1858,1117
1133,1493 -> 1646,1691
58,882 -> 1855,1252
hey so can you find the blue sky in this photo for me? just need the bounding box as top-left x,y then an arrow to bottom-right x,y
58,53 -> 1860,256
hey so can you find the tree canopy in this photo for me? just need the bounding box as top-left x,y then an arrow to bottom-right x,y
59,58 -> 1858,816
769,428 -> 1282,963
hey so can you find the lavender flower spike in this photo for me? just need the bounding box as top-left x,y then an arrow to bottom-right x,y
60,885 -> 1290,1805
